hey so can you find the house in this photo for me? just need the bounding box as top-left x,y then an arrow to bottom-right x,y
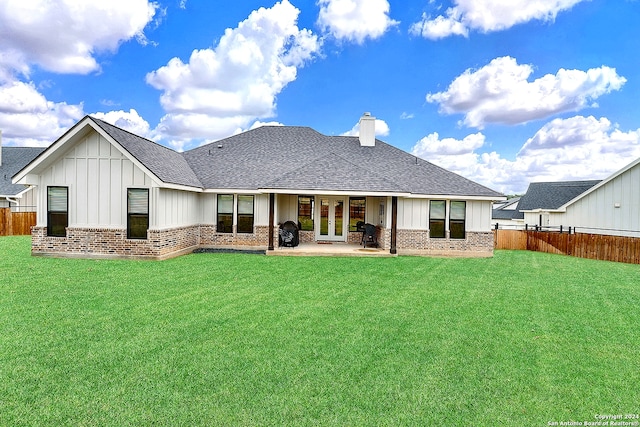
515,180 -> 601,229
0,133 -> 45,211
520,159 -> 640,237
491,196 -> 521,227
13,113 -> 505,259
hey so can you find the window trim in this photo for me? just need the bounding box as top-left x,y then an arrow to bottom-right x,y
237,195 -> 254,234
348,197 -> 366,232
217,194 -> 234,234
429,200 -> 446,239
297,195 -> 315,231
127,188 -> 149,240
47,186 -> 68,237
449,200 -> 466,239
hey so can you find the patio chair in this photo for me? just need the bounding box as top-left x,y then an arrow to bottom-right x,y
361,223 -> 378,248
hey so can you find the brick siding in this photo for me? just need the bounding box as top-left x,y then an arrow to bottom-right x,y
200,225 -> 269,248
31,225 -> 494,259
31,225 -> 200,259
396,229 -> 494,256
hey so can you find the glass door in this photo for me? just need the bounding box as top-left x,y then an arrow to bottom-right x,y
318,197 -> 346,241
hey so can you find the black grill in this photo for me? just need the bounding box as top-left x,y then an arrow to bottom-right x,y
279,221 -> 299,247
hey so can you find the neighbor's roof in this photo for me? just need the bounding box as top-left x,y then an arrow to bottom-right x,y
513,180 -> 601,219
492,197 -> 521,220
1,146 -> 46,196
183,126 -> 503,197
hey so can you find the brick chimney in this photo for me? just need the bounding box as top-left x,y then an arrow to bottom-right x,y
358,112 -> 375,147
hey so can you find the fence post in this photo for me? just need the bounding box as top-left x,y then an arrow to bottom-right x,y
560,225 -> 563,234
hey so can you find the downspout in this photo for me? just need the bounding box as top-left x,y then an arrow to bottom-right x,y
6,197 -> 18,209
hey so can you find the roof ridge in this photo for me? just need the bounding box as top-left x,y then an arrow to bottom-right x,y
190,125 -> 321,152
88,116 -> 179,155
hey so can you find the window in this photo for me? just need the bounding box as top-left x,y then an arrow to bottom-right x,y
298,196 -> 314,231
349,197 -> 366,231
217,194 -> 233,233
127,188 -> 149,239
449,201 -> 466,239
429,200 -> 446,238
237,195 -> 254,234
47,186 -> 68,237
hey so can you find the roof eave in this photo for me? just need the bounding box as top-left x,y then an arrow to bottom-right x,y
258,188 -> 412,197
408,193 -> 506,201
559,157 -> 640,210
12,116 -> 165,188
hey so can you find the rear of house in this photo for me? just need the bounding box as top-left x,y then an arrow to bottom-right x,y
13,114 -> 504,259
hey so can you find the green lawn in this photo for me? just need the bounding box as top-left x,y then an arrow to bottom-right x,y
1,236 -> 639,426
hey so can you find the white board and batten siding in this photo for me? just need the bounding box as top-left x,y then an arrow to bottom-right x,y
154,189 -> 201,229
549,164 -> 640,237
36,130 -> 154,228
397,198 -> 493,232
199,193 -> 270,226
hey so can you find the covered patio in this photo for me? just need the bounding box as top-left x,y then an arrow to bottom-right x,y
266,241 -> 394,257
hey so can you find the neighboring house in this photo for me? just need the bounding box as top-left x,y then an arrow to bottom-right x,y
0,137 -> 46,211
515,180 -> 601,229
13,114 -> 505,259
491,197 -> 521,227
521,158 -> 640,237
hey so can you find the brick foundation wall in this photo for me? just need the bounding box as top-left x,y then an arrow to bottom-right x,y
200,225 -> 269,247
31,225 -> 494,259
396,229 -> 494,255
31,225 -> 200,259
298,230 -> 315,244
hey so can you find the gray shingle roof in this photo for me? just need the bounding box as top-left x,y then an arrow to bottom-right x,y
513,180 -> 601,219
183,126 -> 503,197
265,152 -> 403,192
492,197 -> 520,220
1,147 -> 46,196
64,119 -> 503,197
90,117 -> 202,188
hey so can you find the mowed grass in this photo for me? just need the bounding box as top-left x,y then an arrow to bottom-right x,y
1,236 -> 639,426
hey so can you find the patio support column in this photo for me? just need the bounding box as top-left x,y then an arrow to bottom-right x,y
390,196 -> 397,254
268,193 -> 275,251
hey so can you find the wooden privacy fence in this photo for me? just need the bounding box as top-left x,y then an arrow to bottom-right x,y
494,229 -> 640,264
0,207 -> 36,236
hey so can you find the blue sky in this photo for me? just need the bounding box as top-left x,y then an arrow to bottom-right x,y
1,0 -> 639,193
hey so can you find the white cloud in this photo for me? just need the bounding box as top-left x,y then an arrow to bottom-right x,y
400,112 -> 415,120
427,57 -> 626,129
0,80 -> 84,146
249,120 -> 285,130
411,131 -> 485,156
0,0 -> 159,76
91,109 -> 152,138
0,1 -> 159,146
410,12 -> 468,39
146,0 -> 320,149
342,118 -> 390,137
411,116 -> 640,194
410,0 -> 586,39
317,0 -> 399,44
